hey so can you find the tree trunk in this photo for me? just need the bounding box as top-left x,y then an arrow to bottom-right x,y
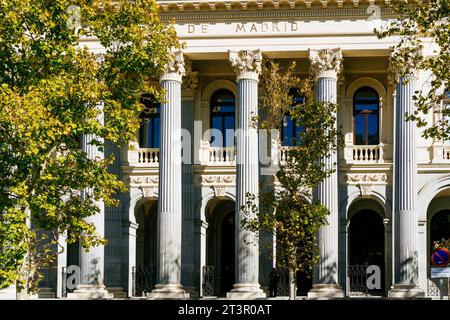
288,267 -> 296,300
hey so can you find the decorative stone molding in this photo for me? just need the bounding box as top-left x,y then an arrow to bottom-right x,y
212,186 -> 227,198
308,48 -> 343,79
160,50 -> 185,83
228,49 -> 262,81
182,59 -> 199,98
140,186 -> 158,198
128,175 -> 159,186
358,184 -> 372,197
200,175 -> 236,185
346,173 -> 388,184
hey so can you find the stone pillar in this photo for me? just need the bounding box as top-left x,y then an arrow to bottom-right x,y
148,50 -> 189,299
68,104 -> 113,299
307,48 -> 344,299
388,62 -> 424,298
227,49 -> 265,299
181,60 -> 198,296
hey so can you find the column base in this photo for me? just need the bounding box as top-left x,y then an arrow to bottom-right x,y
226,283 -> 267,300
67,285 -> 114,300
388,284 -> 425,299
147,284 -> 190,300
307,284 -> 345,299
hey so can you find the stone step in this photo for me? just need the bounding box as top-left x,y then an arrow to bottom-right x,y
38,287 -> 56,299
106,287 -> 127,299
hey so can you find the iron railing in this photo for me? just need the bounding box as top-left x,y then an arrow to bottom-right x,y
202,266 -> 215,297
132,265 -> 156,297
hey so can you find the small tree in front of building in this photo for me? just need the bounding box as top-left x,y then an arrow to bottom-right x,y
0,0 -> 179,296
241,60 -> 343,299
375,0 -> 450,140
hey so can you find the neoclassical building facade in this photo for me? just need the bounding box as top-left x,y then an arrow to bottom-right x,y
20,0 -> 450,299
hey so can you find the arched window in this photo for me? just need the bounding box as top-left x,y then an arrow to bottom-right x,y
281,89 -> 305,146
139,94 -> 160,148
210,89 -> 235,147
353,87 -> 380,145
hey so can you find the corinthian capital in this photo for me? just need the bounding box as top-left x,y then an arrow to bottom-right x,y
388,48 -> 420,86
160,50 -> 185,83
228,49 -> 262,82
308,48 -> 343,79
182,59 -> 199,98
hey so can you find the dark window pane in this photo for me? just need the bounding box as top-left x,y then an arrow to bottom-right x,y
282,115 -> 295,146
367,114 -> 379,145
354,115 -> 366,145
211,116 -> 224,147
353,87 -> 379,145
224,116 -> 235,147
153,118 -> 160,148
210,89 -> 235,148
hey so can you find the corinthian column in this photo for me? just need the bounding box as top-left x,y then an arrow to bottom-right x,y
148,50 -> 189,299
388,59 -> 424,298
68,104 -> 113,299
307,48 -> 344,299
227,49 -> 265,299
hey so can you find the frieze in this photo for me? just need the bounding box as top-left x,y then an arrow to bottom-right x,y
346,173 -> 389,184
200,175 -> 236,185
128,176 -> 159,186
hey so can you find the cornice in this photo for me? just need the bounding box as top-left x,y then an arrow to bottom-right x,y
158,1 -> 394,22
158,0 -> 392,11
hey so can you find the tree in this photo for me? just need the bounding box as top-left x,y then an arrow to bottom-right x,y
0,0 -> 179,295
376,0 -> 450,140
241,60 -> 343,300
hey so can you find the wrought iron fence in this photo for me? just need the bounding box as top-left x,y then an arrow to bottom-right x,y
348,264 -> 369,295
132,265 -> 156,297
277,268 -> 290,296
202,265 -> 215,297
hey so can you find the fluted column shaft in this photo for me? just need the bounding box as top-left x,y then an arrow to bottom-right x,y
227,50 -> 264,298
394,75 -> 419,285
80,111 -> 105,287
236,78 -> 260,285
157,79 -> 183,285
314,77 -> 339,285
307,48 -> 344,298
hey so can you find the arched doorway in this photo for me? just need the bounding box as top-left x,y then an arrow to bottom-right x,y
206,199 -> 235,296
348,209 -> 385,295
134,199 -> 157,296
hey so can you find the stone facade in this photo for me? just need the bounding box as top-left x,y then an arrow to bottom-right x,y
26,0 -> 450,300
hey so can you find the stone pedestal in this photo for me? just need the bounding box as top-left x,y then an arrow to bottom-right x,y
67,285 -> 113,300
148,50 -> 189,300
307,48 -> 344,299
226,49 -> 265,300
388,70 -> 424,298
148,284 -> 190,300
